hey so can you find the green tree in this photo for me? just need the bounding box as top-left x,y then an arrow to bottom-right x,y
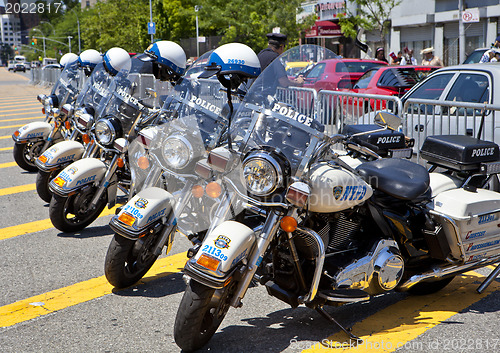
338,0 -> 401,45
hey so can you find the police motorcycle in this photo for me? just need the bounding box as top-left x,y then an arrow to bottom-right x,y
12,53 -> 81,172
48,42 -> 182,233
104,43 -> 254,289
35,49 -> 106,203
172,46 -> 500,352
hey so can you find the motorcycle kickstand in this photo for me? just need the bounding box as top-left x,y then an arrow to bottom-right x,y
477,263 -> 500,294
316,306 -> 360,341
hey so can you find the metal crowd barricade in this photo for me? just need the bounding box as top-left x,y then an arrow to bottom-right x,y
402,98 -> 500,160
276,87 -> 318,123
316,90 -> 402,136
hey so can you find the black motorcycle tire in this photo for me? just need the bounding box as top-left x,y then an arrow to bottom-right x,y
104,233 -> 161,288
49,188 -> 107,232
36,169 -> 61,203
13,142 -> 43,172
407,276 -> 455,295
174,279 -> 234,352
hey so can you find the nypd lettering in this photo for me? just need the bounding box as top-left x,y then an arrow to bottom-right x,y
466,239 -> 500,252
190,95 -> 222,116
471,147 -> 495,158
376,136 -> 401,144
339,185 -> 367,201
271,103 -> 313,127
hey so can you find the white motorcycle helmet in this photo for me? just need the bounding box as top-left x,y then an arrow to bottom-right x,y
78,49 -> 102,76
141,40 -> 187,81
199,42 -> 261,89
59,52 -> 78,69
103,47 -> 132,76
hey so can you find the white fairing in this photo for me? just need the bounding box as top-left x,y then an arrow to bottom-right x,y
308,163 -> 373,213
37,140 -> 85,168
428,172 -> 461,198
194,221 -> 256,276
51,158 -> 106,193
117,187 -> 175,230
14,121 -> 52,141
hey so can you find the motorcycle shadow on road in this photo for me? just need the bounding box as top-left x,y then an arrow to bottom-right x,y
55,224 -> 114,239
111,272 -> 185,298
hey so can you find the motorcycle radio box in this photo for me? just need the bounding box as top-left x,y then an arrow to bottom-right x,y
342,124 -> 407,157
420,135 -> 500,172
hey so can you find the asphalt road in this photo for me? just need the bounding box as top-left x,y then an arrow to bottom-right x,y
0,67 -> 499,353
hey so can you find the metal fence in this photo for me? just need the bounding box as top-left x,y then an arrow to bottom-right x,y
30,67 -> 62,86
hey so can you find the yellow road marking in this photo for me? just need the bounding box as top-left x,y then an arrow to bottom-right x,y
0,103 -> 39,109
0,162 -> 17,168
0,124 -> 25,129
0,97 -> 37,102
0,107 -> 40,113
303,270 -> 500,353
0,146 -> 13,151
0,116 -> 44,123
0,206 -> 119,241
0,251 -> 187,328
0,135 -> 12,139
0,183 -> 36,196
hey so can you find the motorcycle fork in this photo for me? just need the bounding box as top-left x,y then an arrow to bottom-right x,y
229,210 -> 282,308
90,154 -> 119,208
82,140 -> 98,158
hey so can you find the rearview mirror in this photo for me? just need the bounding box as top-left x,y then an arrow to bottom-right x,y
373,111 -> 401,131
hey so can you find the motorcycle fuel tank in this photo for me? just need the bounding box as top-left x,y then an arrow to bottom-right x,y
308,163 -> 373,213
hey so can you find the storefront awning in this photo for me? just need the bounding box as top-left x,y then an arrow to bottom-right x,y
305,20 -> 342,38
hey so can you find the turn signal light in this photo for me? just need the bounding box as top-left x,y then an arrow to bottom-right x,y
53,177 -> 66,187
13,130 -> 20,137
117,158 -> 125,168
82,134 -> 90,144
192,185 -> 204,198
138,156 -> 149,170
42,107 -> 45,115
64,121 -> 71,129
197,254 -> 220,271
118,212 -> 136,227
280,216 -> 297,233
206,181 -> 222,198
38,155 -> 48,163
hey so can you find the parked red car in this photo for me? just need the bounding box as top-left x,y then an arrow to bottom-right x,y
302,58 -> 387,91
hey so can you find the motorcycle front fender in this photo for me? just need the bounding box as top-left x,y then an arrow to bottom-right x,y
49,158 -> 106,196
109,187 -> 175,239
12,121 -> 52,143
184,221 -> 256,288
35,140 -> 85,171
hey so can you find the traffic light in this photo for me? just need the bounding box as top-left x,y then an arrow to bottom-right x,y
31,37 -> 35,45
34,38 -> 37,45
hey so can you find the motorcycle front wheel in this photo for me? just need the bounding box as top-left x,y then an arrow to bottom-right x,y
104,232 -> 163,288
36,168 -> 61,203
13,141 -> 44,172
174,279 -> 236,352
49,187 -> 107,232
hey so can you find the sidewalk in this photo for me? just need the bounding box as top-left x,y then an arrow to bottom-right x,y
0,67 -> 50,97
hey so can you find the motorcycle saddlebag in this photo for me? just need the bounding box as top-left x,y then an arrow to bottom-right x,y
342,124 -> 406,156
420,135 -> 500,172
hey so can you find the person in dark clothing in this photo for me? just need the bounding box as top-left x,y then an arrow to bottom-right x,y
375,47 -> 388,63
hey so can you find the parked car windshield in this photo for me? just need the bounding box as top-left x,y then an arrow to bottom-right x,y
338,61 -> 383,73
405,73 -> 455,100
463,49 -> 488,64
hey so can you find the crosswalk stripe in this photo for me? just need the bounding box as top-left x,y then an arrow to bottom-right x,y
303,270 -> 500,353
0,107 -> 40,114
0,251 -> 188,328
0,146 -> 13,151
0,162 -> 17,168
0,183 -> 36,196
0,111 -> 44,117
0,124 -> 25,129
0,116 -> 44,122
0,103 -> 39,109
0,206 -> 119,241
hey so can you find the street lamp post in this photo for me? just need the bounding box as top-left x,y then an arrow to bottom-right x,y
32,28 -> 46,59
70,8 -> 81,54
68,36 -> 73,53
195,5 -> 201,58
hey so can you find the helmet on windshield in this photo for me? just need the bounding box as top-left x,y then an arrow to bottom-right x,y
103,47 -> 132,76
199,42 -> 261,89
78,49 -> 102,76
141,41 -> 187,81
59,53 -> 78,68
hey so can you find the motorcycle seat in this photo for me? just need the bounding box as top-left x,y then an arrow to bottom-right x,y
356,158 -> 430,201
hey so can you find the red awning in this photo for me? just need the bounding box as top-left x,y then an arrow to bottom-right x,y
305,20 -> 342,38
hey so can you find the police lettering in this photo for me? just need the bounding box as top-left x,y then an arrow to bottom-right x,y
116,86 -> 144,110
271,103 -> 313,126
76,175 -> 96,186
190,95 -> 222,116
471,147 -> 495,158
146,207 -> 167,223
376,136 -> 401,144
56,154 -> 75,164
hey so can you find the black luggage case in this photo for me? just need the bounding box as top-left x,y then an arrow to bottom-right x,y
342,124 -> 407,157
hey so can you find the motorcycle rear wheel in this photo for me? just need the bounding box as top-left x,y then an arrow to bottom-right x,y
174,279 -> 235,352
13,142 -> 44,172
49,187 -> 107,232
104,233 -> 161,288
36,169 -> 61,203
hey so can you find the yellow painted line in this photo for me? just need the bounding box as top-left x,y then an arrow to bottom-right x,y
0,162 -> 17,169
0,116 -> 44,123
0,111 -> 44,117
0,183 -> 36,196
0,135 -> 12,140
0,146 -> 13,151
0,103 -> 39,109
0,251 -> 188,328
0,107 -> 40,113
0,206 -> 120,241
303,270 -> 500,353
0,124 -> 25,129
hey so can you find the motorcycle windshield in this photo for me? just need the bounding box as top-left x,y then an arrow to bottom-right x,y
95,56 -> 173,134
50,60 -> 82,106
74,61 -> 115,114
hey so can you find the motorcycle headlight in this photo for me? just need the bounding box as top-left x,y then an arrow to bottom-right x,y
95,117 -> 121,146
243,152 -> 285,197
162,135 -> 193,170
